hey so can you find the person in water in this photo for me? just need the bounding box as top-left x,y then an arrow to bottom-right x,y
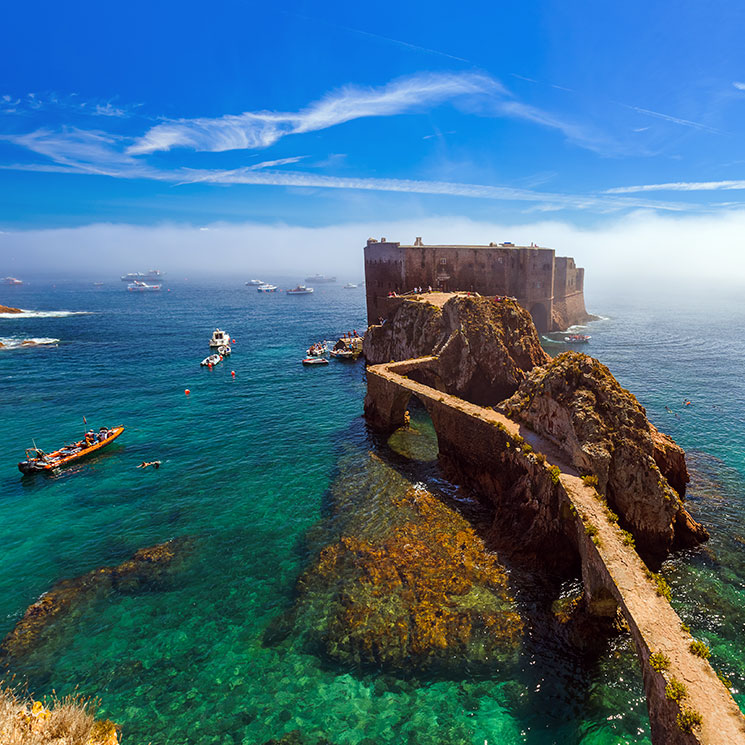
137,461 -> 161,469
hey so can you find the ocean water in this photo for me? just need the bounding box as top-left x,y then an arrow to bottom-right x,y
0,277 -> 743,745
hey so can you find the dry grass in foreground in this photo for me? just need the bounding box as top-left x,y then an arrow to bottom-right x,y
0,681 -> 119,745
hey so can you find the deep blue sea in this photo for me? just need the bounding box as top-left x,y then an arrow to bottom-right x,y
0,277 -> 743,745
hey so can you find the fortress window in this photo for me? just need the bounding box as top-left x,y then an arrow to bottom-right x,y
536,281 -> 542,288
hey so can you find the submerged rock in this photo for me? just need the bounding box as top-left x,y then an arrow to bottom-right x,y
364,295 -> 550,404
293,472 -> 522,672
0,537 -> 192,662
500,351 -> 707,558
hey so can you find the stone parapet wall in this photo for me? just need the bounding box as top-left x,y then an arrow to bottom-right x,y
364,358 -> 745,745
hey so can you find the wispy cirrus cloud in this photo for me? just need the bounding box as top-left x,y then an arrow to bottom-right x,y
621,104 -> 723,134
0,92 -> 143,119
127,72 -> 503,155
605,179 -> 745,194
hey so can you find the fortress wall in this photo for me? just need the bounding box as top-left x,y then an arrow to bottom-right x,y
364,241 -> 406,324
363,239 -> 586,331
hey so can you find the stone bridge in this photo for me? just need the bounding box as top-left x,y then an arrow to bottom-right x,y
364,358 -> 745,745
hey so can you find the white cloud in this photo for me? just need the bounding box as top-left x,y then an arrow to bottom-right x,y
128,72 -> 503,155
733,82 -> 745,90
4,211 -> 745,285
605,179 -> 745,194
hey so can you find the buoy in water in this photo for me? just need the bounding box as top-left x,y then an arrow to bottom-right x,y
185,389 -> 190,395
231,370 -> 235,377
208,363 -> 213,369
219,355 -> 223,361
231,338 -> 236,343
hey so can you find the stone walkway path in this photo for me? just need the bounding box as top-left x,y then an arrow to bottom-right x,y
371,359 -> 745,745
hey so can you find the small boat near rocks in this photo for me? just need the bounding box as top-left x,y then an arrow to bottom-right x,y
302,357 -> 328,366
564,334 -> 591,343
330,348 -> 359,360
18,426 -> 124,474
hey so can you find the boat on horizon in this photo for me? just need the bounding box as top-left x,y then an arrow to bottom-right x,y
18,426 -> 124,474
343,283 -> 358,289
304,274 -> 336,283
287,285 -> 314,295
127,281 -> 162,292
121,270 -> 165,282
257,284 -> 278,292
2,277 -> 23,285
246,279 -> 264,286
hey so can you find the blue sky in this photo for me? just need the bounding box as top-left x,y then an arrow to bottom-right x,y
3,0 -> 745,227
3,0 -> 745,279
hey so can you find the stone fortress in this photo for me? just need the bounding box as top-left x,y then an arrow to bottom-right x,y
363,237 -> 592,332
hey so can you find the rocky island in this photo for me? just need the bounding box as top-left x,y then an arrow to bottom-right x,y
360,291 -> 742,745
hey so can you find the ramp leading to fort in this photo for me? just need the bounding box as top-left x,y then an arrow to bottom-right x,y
364,358 -> 745,745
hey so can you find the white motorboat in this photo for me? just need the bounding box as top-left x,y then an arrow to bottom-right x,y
201,354 -> 222,367
287,285 -> 314,295
302,357 -> 328,365
330,348 -> 359,360
217,345 -> 231,356
127,281 -> 161,292
209,328 -> 231,348
306,343 -> 327,356
2,277 -> 23,285
257,284 -> 278,292
343,283 -> 358,289
246,279 -> 264,286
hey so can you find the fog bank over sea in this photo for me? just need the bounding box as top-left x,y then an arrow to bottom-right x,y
3,209 -> 745,283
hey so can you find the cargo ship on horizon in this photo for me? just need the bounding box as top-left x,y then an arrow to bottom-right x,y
304,274 -> 336,283
121,270 -> 166,282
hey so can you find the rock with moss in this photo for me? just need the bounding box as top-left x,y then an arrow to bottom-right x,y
499,351 -> 707,558
0,538 -> 192,662
293,476 -> 522,672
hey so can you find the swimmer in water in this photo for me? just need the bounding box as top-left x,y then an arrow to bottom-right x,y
137,461 -> 161,469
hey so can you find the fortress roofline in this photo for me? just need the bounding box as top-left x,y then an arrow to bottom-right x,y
366,237 -> 551,250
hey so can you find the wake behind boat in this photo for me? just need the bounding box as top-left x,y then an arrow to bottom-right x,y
18,426 -> 124,474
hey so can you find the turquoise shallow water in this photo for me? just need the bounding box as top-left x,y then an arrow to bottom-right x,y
0,278 -> 743,744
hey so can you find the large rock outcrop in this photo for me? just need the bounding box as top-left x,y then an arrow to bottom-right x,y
499,352 -> 707,558
0,304 -> 22,313
364,295 -> 550,404
290,455 -> 522,672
